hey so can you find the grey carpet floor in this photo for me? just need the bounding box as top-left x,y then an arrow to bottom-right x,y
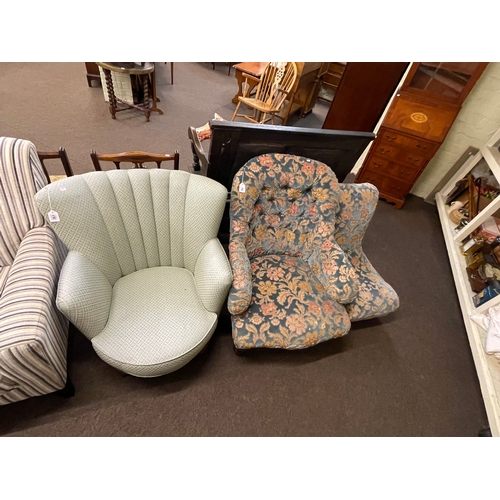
0,62 -> 489,436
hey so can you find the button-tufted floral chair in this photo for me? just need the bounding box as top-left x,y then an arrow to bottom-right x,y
227,153 -> 399,351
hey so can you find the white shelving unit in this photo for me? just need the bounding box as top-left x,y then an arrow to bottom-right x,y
436,127 -> 500,436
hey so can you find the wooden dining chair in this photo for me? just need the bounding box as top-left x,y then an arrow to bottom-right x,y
231,62 -> 298,125
90,150 -> 180,171
37,147 -> 74,183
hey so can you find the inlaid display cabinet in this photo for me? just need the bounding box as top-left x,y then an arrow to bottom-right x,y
356,62 -> 488,208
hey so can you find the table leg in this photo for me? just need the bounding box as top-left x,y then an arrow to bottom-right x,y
150,66 -> 164,115
232,70 -> 244,104
142,75 -> 151,122
103,68 -> 117,119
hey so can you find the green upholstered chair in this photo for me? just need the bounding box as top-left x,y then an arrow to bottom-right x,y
227,153 -> 399,351
35,169 -> 232,378
0,137 -> 70,405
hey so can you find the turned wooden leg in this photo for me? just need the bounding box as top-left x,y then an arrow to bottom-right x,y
150,67 -> 164,115
142,74 -> 151,122
103,68 -> 117,119
231,101 -> 241,121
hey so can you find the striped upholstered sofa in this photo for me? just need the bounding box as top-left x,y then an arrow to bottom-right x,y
0,137 -> 69,405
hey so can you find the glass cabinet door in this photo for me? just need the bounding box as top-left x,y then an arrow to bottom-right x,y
404,62 -> 483,104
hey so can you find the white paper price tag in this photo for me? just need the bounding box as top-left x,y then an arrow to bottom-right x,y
48,210 -> 60,223
239,183 -> 246,193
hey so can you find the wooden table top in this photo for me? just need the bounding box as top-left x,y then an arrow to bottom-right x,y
233,62 -> 269,77
97,62 -> 155,75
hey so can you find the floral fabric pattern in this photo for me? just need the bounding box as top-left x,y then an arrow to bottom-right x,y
228,153 -> 399,350
335,183 -> 400,321
231,255 -> 350,349
228,153 -> 358,349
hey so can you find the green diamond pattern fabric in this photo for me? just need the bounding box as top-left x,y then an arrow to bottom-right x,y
34,169 -> 232,378
92,267 -> 217,377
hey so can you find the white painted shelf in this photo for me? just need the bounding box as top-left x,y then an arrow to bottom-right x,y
436,128 -> 500,436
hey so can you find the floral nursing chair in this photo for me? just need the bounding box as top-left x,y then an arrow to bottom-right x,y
227,153 -> 399,351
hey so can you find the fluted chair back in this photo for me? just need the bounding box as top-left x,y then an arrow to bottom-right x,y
35,169 -> 224,287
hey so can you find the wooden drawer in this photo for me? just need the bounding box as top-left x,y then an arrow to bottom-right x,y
377,127 -> 439,155
371,142 -> 427,169
365,155 -> 420,183
357,168 -> 411,198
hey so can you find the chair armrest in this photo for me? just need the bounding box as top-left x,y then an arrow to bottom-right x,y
188,126 -> 209,174
241,72 -> 261,97
241,72 -> 261,84
194,238 -> 232,314
56,251 -> 113,340
335,183 -> 379,253
0,227 -> 69,349
227,237 -> 253,315
308,239 -> 359,304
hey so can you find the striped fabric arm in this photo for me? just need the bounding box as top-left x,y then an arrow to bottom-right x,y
0,227 -> 69,405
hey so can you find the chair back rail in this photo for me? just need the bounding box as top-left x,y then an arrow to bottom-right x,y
91,150 -> 180,170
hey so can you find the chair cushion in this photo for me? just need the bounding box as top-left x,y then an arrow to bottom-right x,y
92,266 -> 217,377
232,254 -> 351,350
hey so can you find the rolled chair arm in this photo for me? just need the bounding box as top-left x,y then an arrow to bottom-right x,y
194,238 -> 233,314
227,237 -> 253,315
56,251 -> 113,340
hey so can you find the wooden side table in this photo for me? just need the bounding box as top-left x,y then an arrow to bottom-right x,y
231,62 -> 269,103
97,62 -> 163,122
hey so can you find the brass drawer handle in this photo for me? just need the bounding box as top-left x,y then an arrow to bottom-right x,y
416,144 -> 427,150
379,147 -> 391,154
386,135 -> 397,142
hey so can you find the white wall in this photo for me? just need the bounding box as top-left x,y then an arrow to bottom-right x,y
411,63 -> 500,198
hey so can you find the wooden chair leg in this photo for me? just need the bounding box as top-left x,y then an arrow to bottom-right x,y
231,101 -> 241,121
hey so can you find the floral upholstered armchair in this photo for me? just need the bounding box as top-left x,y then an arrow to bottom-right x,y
227,153 -> 399,351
